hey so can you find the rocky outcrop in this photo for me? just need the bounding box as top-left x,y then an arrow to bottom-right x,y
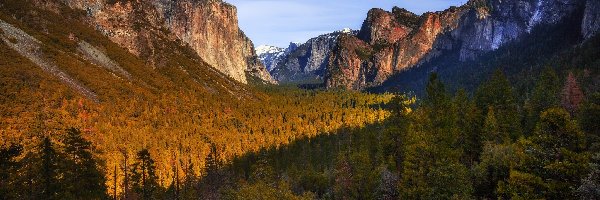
583,0 -> 600,39
265,29 -> 356,83
455,0 -> 583,60
326,34 -> 374,90
0,19 -> 99,102
62,0 -> 274,84
78,41 -> 132,80
326,6 -> 466,89
256,45 -> 286,72
325,0 -> 592,90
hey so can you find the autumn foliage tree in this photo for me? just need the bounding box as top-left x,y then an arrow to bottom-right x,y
562,72 -> 584,115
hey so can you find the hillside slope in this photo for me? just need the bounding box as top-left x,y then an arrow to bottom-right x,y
63,0 -> 274,84
0,0 -> 390,196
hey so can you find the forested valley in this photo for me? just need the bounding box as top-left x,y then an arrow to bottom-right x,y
1,0 -> 600,199
2,68 -> 599,199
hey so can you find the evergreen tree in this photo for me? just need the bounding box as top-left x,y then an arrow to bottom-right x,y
424,73 -> 450,111
386,95 -> 413,172
473,143 -> 516,199
454,89 -> 482,165
526,67 -> 560,131
200,145 -> 225,200
500,108 -> 590,199
400,73 -> 472,199
30,137 -> 63,200
131,149 -> 161,199
40,137 -> 65,199
579,92 -> 600,149
482,107 -> 505,143
61,128 -> 107,199
0,144 -> 22,200
181,162 -> 200,199
475,70 -> 521,139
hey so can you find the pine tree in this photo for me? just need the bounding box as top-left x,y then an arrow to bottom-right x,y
579,92 -> 599,143
526,67 -> 560,131
473,142 -> 516,199
424,73 -> 449,110
37,137 -> 62,200
61,128 -> 107,199
131,149 -> 161,199
200,145 -> 225,200
121,149 -> 130,200
181,162 -> 199,199
500,108 -> 590,199
475,70 -> 521,139
400,73 -> 472,199
482,107 -> 504,143
0,144 -> 22,199
454,89 -> 482,165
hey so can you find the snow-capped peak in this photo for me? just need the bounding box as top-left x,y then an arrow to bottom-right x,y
256,45 -> 285,56
341,28 -> 352,34
256,45 -> 289,72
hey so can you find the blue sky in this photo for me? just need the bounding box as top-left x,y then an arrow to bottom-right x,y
227,0 -> 466,47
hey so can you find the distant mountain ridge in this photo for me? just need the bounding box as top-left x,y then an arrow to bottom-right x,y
324,0 -> 600,90
256,28 -> 357,83
256,43 -> 299,72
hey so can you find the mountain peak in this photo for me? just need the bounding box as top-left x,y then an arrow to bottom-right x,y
340,28 -> 353,34
256,45 -> 285,55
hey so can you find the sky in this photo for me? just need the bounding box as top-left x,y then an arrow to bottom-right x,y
227,0 -> 466,47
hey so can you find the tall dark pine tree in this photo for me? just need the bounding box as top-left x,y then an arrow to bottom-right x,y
400,73 -> 472,199
131,149 -> 161,199
0,144 -> 22,199
501,108 -> 590,199
454,89 -> 482,165
475,70 -> 521,140
579,93 -> 600,149
526,67 -> 560,132
120,149 -> 130,200
200,145 -> 224,200
61,128 -> 107,199
424,73 -> 449,110
181,162 -> 199,199
37,137 -> 62,200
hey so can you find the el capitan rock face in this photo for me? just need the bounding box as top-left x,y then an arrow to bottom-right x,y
63,0 -> 274,84
325,0 -> 595,90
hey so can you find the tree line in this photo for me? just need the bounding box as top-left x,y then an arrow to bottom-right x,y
1,69 -> 598,199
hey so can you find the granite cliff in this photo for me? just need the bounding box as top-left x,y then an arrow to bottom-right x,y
325,0 -> 599,90
257,29 -> 356,83
62,0 -> 274,84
